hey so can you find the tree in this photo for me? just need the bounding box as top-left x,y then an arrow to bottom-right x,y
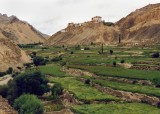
153,78 -> 160,88
15,71 -> 49,96
152,52 -> 159,58
13,94 -> 44,114
6,67 -> 13,74
113,61 -> 117,67
7,71 -> 49,104
120,59 -> 125,64
33,56 -> 47,66
51,83 -> 63,99
101,44 -> 104,54
110,50 -> 113,55
75,45 -> 81,50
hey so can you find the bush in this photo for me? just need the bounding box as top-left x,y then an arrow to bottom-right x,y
70,51 -> 74,54
0,72 -> 6,77
152,52 -> 159,58
6,67 -> 13,74
84,47 -> 90,50
85,79 -> 91,85
33,56 -> 47,66
51,56 -> 62,62
15,71 -> 49,96
7,71 -> 49,104
113,61 -> 117,67
51,83 -> 63,99
0,85 -> 8,97
103,21 -> 115,26
110,50 -> 113,55
120,59 -> 125,63
13,94 -> 44,114
152,78 -> 160,88
75,45 -> 81,50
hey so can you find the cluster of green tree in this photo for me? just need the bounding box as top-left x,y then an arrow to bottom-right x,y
0,71 -> 64,114
103,21 -> 115,26
29,52 -> 49,66
18,42 -> 43,48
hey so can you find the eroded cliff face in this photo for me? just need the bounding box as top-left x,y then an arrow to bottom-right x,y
0,13 -> 46,44
117,3 -> 160,44
0,36 -> 31,71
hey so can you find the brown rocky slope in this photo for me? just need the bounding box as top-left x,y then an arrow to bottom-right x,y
0,13 -> 47,44
46,3 -> 160,46
45,17 -> 120,46
117,3 -> 160,44
0,34 -> 31,71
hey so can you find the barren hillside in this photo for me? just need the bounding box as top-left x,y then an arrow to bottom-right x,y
0,34 -> 31,71
46,3 -> 160,46
0,13 -> 46,44
117,3 -> 160,44
45,17 -> 120,46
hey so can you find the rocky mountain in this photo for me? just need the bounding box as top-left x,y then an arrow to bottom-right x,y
0,34 -> 31,71
46,3 -> 160,46
117,3 -> 160,45
45,16 -> 120,46
0,13 -> 46,44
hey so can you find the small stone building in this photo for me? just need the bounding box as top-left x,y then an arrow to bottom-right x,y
92,16 -> 102,23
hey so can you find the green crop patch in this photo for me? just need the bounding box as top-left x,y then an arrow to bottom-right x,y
72,103 -> 160,114
49,77 -> 118,102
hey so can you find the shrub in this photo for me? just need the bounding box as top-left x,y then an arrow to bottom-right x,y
13,94 -> 44,114
152,52 -> 159,58
110,50 -> 113,55
51,83 -> 63,99
6,67 -> 13,74
84,47 -> 90,50
85,79 -> 91,85
152,78 -> 160,88
113,61 -> 117,67
7,71 -> 49,104
70,51 -> 74,54
33,56 -> 47,66
15,71 -> 49,96
60,62 -> 66,66
103,21 -> 115,26
0,72 -> 6,77
120,59 -> 125,63
51,56 -> 62,62
75,45 -> 81,50
0,85 -> 8,97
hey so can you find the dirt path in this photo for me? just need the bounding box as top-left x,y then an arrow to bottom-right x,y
0,75 -> 12,85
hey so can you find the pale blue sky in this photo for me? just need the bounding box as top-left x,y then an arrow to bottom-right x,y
0,0 -> 159,35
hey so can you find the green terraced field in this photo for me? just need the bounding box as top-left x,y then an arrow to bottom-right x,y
49,77 -> 118,102
80,76 -> 160,97
38,64 -> 66,77
69,65 -> 160,80
72,103 -> 160,114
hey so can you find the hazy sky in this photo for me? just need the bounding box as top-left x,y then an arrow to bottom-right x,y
0,0 -> 159,35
